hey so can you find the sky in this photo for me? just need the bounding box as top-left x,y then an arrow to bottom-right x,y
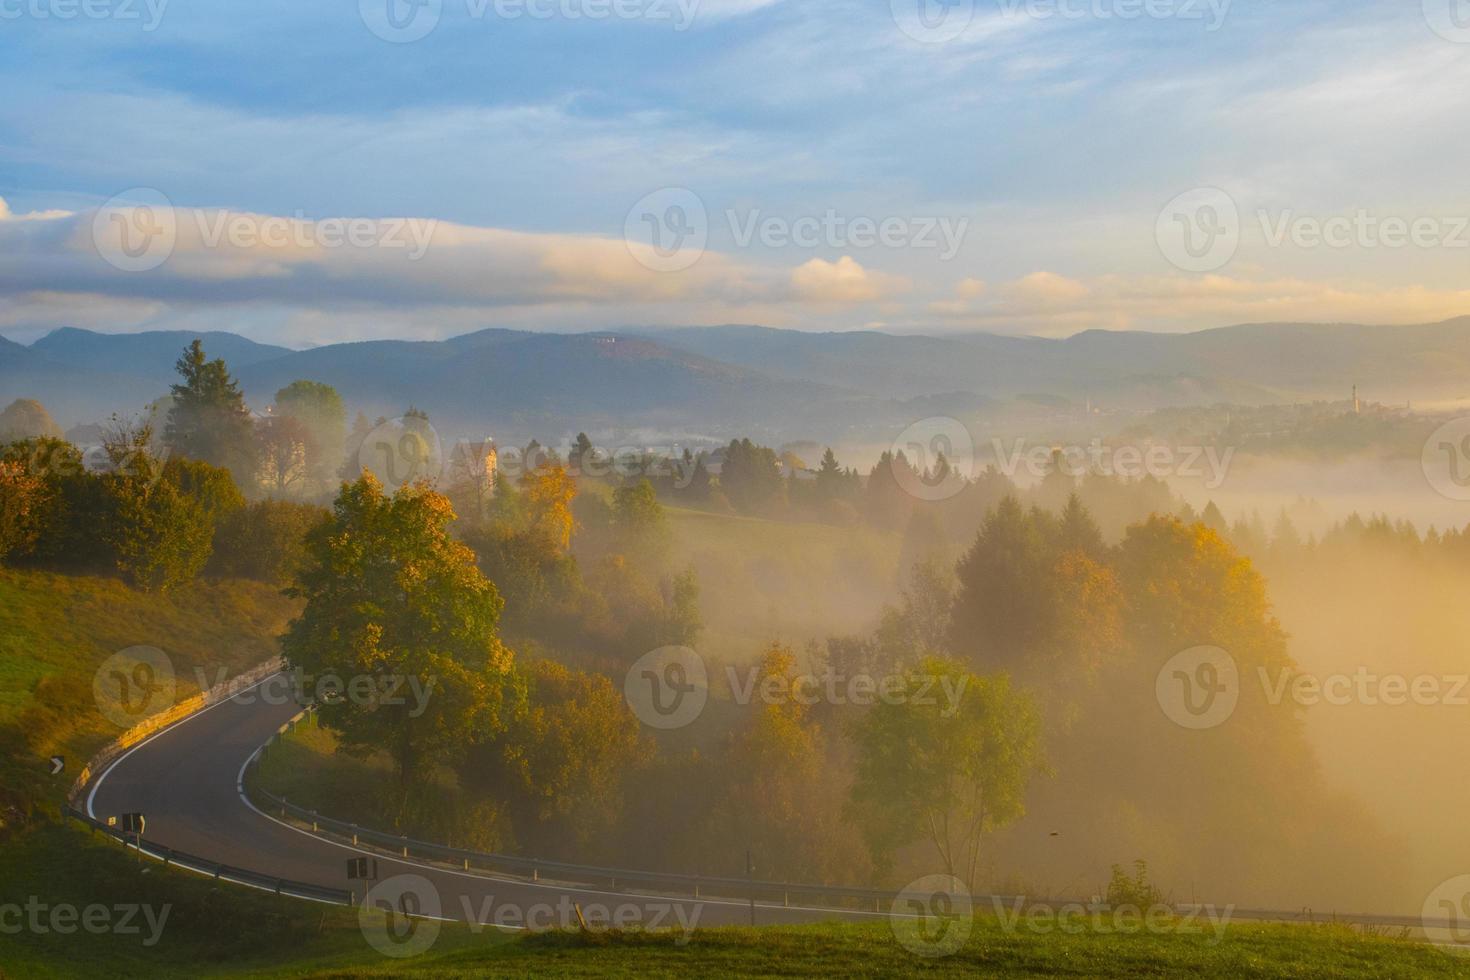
3,0 -> 1470,347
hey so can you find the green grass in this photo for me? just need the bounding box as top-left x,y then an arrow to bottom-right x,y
0,820 -> 516,979
291,921 -> 1470,979
4,820 -> 1467,979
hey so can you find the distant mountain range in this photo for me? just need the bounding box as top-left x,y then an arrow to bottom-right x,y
3,319 -> 1468,445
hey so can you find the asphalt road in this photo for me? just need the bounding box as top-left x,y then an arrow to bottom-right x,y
85,673 -> 889,933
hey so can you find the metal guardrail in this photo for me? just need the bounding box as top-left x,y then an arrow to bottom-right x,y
241,781 -> 1464,931
70,658 -> 286,804
244,750 -> 904,911
241,708 -> 1459,933
63,805 -> 352,906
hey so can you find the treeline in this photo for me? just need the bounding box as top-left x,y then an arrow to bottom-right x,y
1190,499 -> 1470,569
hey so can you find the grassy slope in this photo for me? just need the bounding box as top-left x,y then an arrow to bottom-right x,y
0,568 -> 298,768
665,506 -> 900,665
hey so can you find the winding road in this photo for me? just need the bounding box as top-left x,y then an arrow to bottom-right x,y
83,672 -> 890,933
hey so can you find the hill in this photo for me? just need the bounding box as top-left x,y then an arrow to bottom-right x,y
8,317 -> 1470,440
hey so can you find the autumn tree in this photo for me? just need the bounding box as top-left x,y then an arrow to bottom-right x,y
520,461 -> 576,553
283,474 -> 515,788
0,399 -> 63,443
101,420 -> 214,592
255,415 -> 316,496
457,657 -> 650,855
0,459 -> 45,563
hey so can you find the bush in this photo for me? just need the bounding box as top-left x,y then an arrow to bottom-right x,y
210,499 -> 326,585
1106,859 -> 1164,908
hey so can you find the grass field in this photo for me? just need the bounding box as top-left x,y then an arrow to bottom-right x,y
3,821 -> 1468,979
665,506 -> 901,665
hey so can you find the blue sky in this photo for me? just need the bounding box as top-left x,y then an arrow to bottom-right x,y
3,0 -> 1470,346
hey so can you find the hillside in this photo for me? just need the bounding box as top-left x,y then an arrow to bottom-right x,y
0,568 -> 298,819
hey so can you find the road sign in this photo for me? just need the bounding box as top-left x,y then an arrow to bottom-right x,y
48,756 -> 64,775
347,857 -> 378,881
120,812 -> 145,834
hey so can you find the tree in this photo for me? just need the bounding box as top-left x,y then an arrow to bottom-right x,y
948,497 -> 1053,665
255,415 -> 316,496
210,499 -> 326,584
99,419 -> 214,591
716,642 -> 855,882
282,474 -> 515,787
0,459 -> 45,563
273,380 -> 346,484
443,438 -> 498,525
865,450 -> 915,530
458,658 -> 650,854
0,399 -> 63,442
162,456 -> 245,526
611,478 -> 670,562
2,438 -> 106,570
520,461 -> 576,554
164,340 -> 257,483
848,660 -> 1043,888
719,438 -> 783,515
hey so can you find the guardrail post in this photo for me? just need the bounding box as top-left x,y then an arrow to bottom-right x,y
531,860 -> 538,882
275,879 -> 283,895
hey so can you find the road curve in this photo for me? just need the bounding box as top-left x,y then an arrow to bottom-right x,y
84,673 -> 886,931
